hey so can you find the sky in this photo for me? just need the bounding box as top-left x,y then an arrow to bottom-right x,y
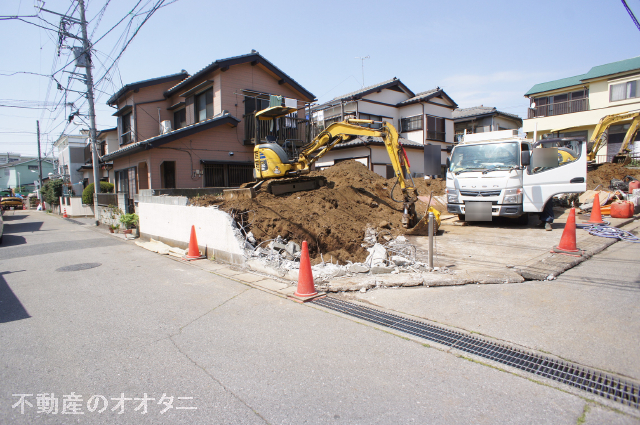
0,0 -> 639,159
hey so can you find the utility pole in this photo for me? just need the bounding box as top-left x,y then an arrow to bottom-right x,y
36,120 -> 43,205
77,0 -> 101,226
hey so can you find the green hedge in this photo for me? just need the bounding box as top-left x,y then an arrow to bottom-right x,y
82,181 -> 114,204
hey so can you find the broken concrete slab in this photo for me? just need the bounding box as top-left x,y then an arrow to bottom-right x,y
348,263 -> 370,274
375,273 -> 423,287
370,265 -> 395,274
461,268 -> 525,284
322,275 -> 377,292
421,272 -> 471,287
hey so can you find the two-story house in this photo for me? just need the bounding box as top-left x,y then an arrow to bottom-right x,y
453,106 -> 522,143
54,133 -> 86,192
311,78 -> 457,176
524,56 -> 640,162
79,127 -> 118,186
101,51 -> 316,204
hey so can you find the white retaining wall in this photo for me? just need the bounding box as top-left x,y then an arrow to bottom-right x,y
137,203 -> 245,264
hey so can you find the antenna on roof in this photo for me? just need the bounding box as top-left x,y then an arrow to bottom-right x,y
355,55 -> 370,88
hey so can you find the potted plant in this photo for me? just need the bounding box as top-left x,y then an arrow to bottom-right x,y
109,224 -> 119,233
119,213 -> 139,235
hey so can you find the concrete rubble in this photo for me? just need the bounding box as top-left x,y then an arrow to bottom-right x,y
241,225 -> 522,292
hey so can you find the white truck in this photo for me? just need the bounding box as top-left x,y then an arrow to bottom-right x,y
445,130 -> 587,222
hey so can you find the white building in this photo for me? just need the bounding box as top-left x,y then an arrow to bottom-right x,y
311,78 -> 457,176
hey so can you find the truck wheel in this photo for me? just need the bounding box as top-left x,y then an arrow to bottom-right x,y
457,214 -> 465,221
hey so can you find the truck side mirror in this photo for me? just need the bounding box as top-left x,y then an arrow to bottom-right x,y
446,158 -> 450,169
521,151 -> 531,166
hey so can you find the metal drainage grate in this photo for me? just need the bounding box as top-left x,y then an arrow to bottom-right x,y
312,296 -> 640,409
64,218 -> 86,226
56,263 -> 102,272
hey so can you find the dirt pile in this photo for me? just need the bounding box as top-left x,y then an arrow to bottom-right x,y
587,163 -> 640,190
210,160 -> 445,264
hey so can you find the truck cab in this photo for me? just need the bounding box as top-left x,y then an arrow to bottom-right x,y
446,131 -> 587,222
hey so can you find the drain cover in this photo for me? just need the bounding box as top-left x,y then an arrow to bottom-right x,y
56,263 -> 102,272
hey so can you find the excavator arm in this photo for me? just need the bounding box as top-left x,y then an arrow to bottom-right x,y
253,118 -> 439,229
588,111 -> 640,161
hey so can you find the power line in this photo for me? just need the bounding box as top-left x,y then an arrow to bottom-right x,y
621,0 -> 640,31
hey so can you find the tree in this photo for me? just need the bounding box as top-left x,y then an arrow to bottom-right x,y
82,181 -> 114,205
41,179 -> 63,206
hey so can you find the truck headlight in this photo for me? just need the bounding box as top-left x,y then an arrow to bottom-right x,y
503,188 -> 522,204
446,188 -> 459,204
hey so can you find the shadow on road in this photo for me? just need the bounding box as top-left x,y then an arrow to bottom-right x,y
3,221 -> 43,234
1,213 -> 27,221
0,271 -> 30,323
0,234 -> 27,248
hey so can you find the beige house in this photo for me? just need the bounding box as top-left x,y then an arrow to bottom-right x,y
524,56 -> 640,162
101,51 -> 315,210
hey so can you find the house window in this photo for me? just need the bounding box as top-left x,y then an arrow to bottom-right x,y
359,113 -> 383,129
400,115 -> 422,132
203,163 -> 253,187
160,161 -> 176,189
610,80 -> 639,102
195,88 -> 214,122
121,112 -> 132,145
174,108 -> 186,130
28,165 -> 39,170
426,116 -> 445,142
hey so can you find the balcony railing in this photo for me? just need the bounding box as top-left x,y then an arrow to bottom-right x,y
426,130 -> 445,142
528,98 -> 589,119
244,112 -> 310,146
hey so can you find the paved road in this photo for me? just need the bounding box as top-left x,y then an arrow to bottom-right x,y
0,211 -> 637,424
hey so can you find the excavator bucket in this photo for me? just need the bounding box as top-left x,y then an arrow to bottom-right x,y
405,207 -> 440,236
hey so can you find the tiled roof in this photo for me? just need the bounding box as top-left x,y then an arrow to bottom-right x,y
164,52 -> 315,101
581,56 -> 640,80
397,88 -> 458,108
102,112 -> 240,161
525,56 -> 640,96
452,106 -> 522,122
330,78 -> 414,101
524,74 -> 586,96
106,71 -> 188,105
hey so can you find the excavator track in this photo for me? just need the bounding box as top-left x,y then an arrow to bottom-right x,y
265,176 -> 327,196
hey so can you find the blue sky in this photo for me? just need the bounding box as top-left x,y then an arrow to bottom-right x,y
1,0 -> 639,158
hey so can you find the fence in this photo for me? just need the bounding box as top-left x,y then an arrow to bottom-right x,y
96,193 -> 117,206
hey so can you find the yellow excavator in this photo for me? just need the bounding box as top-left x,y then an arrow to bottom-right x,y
246,106 -> 440,232
588,111 -> 640,163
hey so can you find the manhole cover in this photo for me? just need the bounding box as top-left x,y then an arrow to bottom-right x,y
56,263 -> 102,272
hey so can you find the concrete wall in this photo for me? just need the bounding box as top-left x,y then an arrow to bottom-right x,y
137,202 -> 245,264
58,196 -> 94,217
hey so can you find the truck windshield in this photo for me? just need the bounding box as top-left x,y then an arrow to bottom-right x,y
449,142 -> 519,173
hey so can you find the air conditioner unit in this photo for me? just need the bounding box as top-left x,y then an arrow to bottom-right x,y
161,120 -> 172,134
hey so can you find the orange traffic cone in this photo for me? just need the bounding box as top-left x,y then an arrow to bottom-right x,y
290,241 -> 324,302
584,193 -> 606,225
183,225 -> 206,260
63,208 -> 68,218
552,208 -> 583,256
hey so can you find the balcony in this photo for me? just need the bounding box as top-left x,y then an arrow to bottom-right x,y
528,98 -> 589,119
426,130 -> 445,142
244,112 -> 310,146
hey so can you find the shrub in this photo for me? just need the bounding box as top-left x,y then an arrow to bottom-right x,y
82,181 -> 114,204
119,213 -> 139,228
41,179 -> 63,205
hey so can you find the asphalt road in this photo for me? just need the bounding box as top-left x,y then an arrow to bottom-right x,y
0,211 -> 637,424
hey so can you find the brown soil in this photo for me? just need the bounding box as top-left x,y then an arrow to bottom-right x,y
587,163 -> 640,190
195,160 -> 445,264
